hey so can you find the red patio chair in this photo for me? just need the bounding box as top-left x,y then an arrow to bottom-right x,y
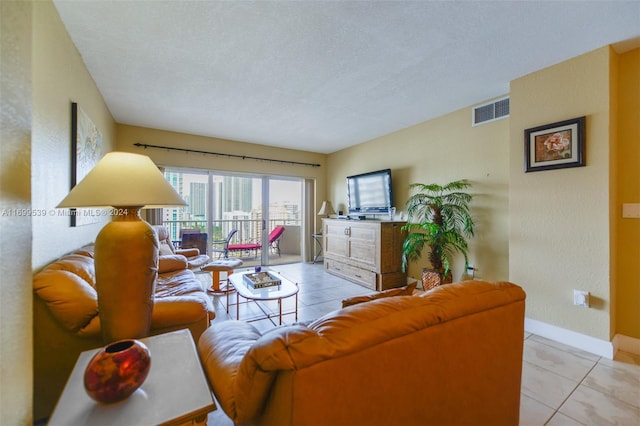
227,226 -> 285,257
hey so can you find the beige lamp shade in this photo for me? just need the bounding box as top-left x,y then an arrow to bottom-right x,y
317,201 -> 335,216
57,152 -> 186,208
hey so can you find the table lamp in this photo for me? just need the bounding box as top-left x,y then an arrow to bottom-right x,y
57,152 -> 186,343
317,201 -> 335,218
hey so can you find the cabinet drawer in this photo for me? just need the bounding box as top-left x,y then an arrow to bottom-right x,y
325,259 -> 377,290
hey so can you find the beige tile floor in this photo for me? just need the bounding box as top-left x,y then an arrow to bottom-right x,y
199,263 -> 640,426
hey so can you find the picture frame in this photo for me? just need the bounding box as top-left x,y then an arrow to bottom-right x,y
524,116 -> 585,173
70,102 -> 103,226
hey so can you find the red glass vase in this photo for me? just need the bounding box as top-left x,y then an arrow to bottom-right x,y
84,339 -> 151,404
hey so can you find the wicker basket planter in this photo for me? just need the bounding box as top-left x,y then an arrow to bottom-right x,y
421,268 -> 453,291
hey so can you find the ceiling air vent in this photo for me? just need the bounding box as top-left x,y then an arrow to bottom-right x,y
472,97 -> 509,126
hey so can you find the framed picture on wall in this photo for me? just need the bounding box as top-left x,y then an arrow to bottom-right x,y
70,102 -> 103,226
524,116 -> 585,172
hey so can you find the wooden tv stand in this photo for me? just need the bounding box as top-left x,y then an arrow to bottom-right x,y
322,219 -> 406,291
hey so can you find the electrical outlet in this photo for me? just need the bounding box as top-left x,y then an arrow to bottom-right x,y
466,264 -> 475,272
573,290 -> 590,308
461,264 -> 476,280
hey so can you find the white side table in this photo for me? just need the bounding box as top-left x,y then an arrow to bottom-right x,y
49,329 -> 215,426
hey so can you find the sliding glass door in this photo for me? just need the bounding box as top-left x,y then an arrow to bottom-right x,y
263,177 -> 302,265
163,169 -> 302,266
212,174 -> 262,261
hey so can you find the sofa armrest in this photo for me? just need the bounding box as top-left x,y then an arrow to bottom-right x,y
176,248 -> 200,258
33,268 -> 98,334
198,321 -> 270,424
197,320 -> 320,424
158,255 -> 188,273
151,296 -> 209,329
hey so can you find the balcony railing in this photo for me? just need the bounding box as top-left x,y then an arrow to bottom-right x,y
164,219 -> 295,243
162,219 -> 301,263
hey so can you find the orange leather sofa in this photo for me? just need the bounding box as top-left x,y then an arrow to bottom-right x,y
33,244 -> 214,421
198,280 -> 526,426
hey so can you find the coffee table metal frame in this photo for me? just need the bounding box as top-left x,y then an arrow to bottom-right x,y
227,269 -> 299,325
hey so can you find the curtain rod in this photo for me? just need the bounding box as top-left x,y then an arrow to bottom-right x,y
133,142 -> 321,168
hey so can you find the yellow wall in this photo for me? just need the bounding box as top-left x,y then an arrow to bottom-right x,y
1,2 -> 33,424
328,46 -> 639,344
614,48 -> 640,338
327,103 -> 511,282
31,0 -> 116,270
116,125 -> 326,180
14,1 -> 115,424
509,47 -> 613,341
1,1 -> 115,421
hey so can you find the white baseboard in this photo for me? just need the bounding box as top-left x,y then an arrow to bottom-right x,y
525,317 -> 614,359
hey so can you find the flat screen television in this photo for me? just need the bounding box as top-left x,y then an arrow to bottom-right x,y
347,169 -> 392,215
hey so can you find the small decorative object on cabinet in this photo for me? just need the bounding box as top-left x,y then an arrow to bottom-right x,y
323,219 -> 406,291
402,179 -> 475,285
84,339 -> 151,404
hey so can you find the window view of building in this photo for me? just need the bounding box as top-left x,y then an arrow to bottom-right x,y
162,169 -> 302,265
163,171 -> 209,237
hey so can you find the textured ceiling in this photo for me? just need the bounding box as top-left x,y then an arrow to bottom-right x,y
53,1 -> 639,154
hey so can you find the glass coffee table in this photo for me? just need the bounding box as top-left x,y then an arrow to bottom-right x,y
227,269 -> 299,325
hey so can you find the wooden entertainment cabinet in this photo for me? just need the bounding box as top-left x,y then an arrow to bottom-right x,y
322,219 -> 406,291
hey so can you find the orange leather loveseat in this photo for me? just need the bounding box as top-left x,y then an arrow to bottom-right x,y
198,280 -> 526,426
33,243 -> 214,421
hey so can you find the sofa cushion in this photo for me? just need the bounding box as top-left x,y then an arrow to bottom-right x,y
33,256 -> 98,333
177,248 -> 200,257
158,254 -> 188,273
73,244 -> 95,258
155,269 -> 206,296
43,253 -> 96,288
341,281 -> 417,308
151,296 -> 211,329
159,241 -> 174,256
283,281 -> 523,369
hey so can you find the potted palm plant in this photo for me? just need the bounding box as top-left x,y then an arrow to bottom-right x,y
401,179 -> 474,287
